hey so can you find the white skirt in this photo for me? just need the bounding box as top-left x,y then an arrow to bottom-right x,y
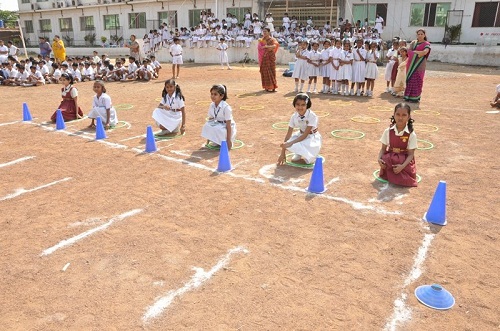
201,120 -> 237,145
88,107 -> 118,126
384,60 -> 396,81
351,61 -> 366,83
152,108 -> 181,132
307,62 -> 321,77
287,132 -> 322,164
219,51 -> 228,63
292,59 -> 309,81
338,64 -> 352,81
172,55 -> 183,64
320,63 -> 332,78
329,60 -> 341,80
365,62 -> 378,79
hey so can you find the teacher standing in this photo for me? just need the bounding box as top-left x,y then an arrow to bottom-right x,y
38,37 -> 52,57
52,35 -> 66,64
125,35 -> 140,61
258,28 -> 279,92
405,29 -> 431,103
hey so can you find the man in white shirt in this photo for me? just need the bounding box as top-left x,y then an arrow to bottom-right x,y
7,41 -> 19,60
0,40 -> 8,63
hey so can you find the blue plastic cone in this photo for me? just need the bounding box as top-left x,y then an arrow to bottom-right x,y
415,284 -> 455,310
55,109 -> 65,130
22,103 -> 32,121
95,117 -> 107,140
145,125 -> 157,153
307,157 -> 326,193
217,140 -> 232,172
423,180 -> 447,225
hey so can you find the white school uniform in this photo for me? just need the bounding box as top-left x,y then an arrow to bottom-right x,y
292,49 -> 309,81
286,109 -> 322,164
88,93 -> 118,126
365,50 -> 379,79
169,44 -> 183,64
217,43 -> 229,64
384,48 -> 397,81
329,47 -> 342,81
82,66 -> 95,80
152,92 -> 185,132
128,62 -> 138,75
201,101 -> 237,145
307,50 -> 321,77
351,47 -> 367,83
338,50 -> 353,81
320,48 -> 332,78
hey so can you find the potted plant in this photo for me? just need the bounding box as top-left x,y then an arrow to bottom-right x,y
445,24 -> 461,44
110,34 -> 123,46
101,36 -> 107,46
84,33 -> 96,46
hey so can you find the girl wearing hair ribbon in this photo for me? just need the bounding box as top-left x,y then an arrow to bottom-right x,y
201,84 -> 237,150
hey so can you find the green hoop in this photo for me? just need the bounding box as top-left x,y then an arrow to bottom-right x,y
109,121 -> 130,130
205,139 -> 245,150
373,170 -> 422,183
154,132 -> 185,140
417,139 -> 434,150
68,116 -> 88,123
331,129 -> 365,140
285,154 -> 324,169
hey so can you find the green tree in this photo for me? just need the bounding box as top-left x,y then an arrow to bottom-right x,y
0,10 -> 19,28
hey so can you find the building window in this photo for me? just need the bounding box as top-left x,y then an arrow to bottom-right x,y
472,2 -> 500,27
22,0 -> 30,3
36,0 -> 49,2
128,12 -> 146,29
158,11 -> 177,28
352,4 -> 388,28
410,3 -> 450,27
80,16 -> 95,31
104,14 -> 120,30
188,9 -> 212,28
59,18 -> 73,32
226,8 -> 251,25
39,19 -> 52,32
25,20 -> 34,33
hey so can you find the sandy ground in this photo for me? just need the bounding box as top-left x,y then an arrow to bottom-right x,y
0,60 -> 499,331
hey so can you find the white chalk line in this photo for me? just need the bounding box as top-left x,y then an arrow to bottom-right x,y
41,208 -> 142,256
384,233 -> 435,331
142,246 -> 249,322
0,177 -> 72,202
29,121 -> 399,215
0,156 -> 35,168
0,120 -> 20,127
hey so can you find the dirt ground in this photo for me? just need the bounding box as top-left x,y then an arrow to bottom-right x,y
0,60 -> 499,331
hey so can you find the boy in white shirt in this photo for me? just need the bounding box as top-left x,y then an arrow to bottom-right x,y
150,55 -> 161,78
47,63 -> 62,84
23,65 -> 45,86
81,62 -> 95,81
13,65 -> 30,86
126,56 -> 138,80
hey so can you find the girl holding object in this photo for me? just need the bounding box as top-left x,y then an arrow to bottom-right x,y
152,79 -> 186,137
277,93 -> 322,166
201,84 -> 236,150
88,80 -> 118,129
50,73 -> 83,122
378,103 -> 418,187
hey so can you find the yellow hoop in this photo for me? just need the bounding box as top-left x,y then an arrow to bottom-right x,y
369,105 -> 393,112
195,100 -> 212,106
315,111 -> 330,118
414,123 -> 439,132
329,100 -> 353,106
413,110 -> 441,116
239,105 -> 265,110
350,116 -> 380,123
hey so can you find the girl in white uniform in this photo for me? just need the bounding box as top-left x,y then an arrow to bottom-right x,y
88,80 -> 118,129
277,93 -> 322,165
364,41 -> 380,97
292,41 -> 310,93
216,38 -> 231,70
152,79 -> 186,136
306,41 -> 321,93
384,40 -> 399,92
338,40 -> 353,95
328,39 -> 342,94
201,84 -> 237,150
351,38 -> 367,96
319,39 -> 332,93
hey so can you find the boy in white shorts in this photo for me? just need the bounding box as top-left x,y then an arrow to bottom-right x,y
169,37 -> 183,79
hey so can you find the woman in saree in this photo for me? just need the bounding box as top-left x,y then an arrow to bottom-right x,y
404,29 -> 431,103
52,35 -> 66,64
258,27 -> 279,92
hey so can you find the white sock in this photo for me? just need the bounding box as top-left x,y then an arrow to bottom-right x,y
299,83 -> 304,92
313,83 -> 316,90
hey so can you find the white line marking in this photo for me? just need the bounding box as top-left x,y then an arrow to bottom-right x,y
171,150 -> 201,158
0,120 -> 19,127
120,134 -> 145,142
384,233 -> 435,331
0,177 -> 72,202
143,246 -> 249,322
0,156 -> 35,168
41,208 -> 142,256
325,177 -> 340,188
62,262 -> 70,271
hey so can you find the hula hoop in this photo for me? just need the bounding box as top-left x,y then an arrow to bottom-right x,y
205,139 -> 245,150
413,109 -> 440,116
331,129 -> 365,140
369,105 -> 393,112
236,93 -> 257,98
315,111 -> 330,118
414,123 -> 439,133
285,96 -> 296,101
373,170 -> 422,183
351,116 -> 380,124
114,103 -> 134,110
272,122 -> 290,130
195,100 -> 212,106
239,105 -> 265,110
329,100 -> 353,106
417,139 -> 434,150
109,121 -> 130,130
154,132 -> 185,140
155,97 -> 162,102
285,154 -> 324,169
